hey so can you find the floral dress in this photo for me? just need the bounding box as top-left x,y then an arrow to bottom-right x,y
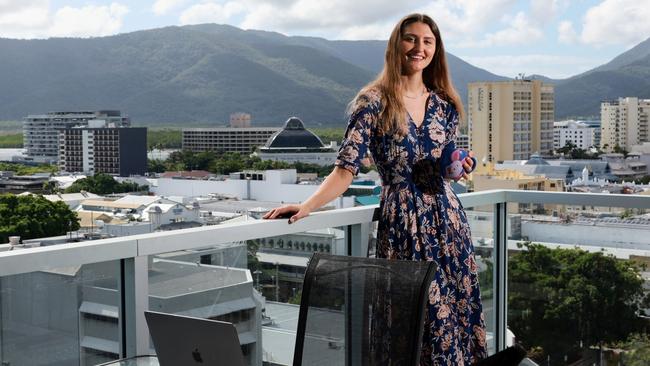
335,89 -> 487,365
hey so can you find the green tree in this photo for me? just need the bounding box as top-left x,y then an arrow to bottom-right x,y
147,129 -> 182,149
617,333 -> 650,365
508,243 -> 650,364
65,173 -> 147,194
166,150 -> 218,171
147,159 -> 167,173
210,152 -> 246,174
0,162 -> 57,175
613,144 -> 629,156
555,141 -> 599,159
556,141 -> 578,156
288,289 -> 302,305
0,194 -> 80,243
311,127 -> 345,145
0,133 -> 23,148
42,180 -> 60,194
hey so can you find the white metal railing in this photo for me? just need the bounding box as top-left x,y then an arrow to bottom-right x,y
4,189 -> 648,278
1,190 -> 650,362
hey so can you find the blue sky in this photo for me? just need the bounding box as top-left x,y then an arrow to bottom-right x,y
2,0 -> 649,79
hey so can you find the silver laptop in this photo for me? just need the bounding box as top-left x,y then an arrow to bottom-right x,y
144,311 -> 246,366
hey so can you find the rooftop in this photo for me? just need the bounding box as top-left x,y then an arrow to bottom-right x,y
263,117 -> 325,149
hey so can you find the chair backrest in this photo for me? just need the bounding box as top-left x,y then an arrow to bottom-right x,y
293,253 -> 436,366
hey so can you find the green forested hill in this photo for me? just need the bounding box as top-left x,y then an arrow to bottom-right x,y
3,23 -> 646,123
554,37 -> 650,118
0,24 -> 504,126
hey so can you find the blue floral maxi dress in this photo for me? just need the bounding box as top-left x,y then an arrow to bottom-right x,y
334,89 -> 488,365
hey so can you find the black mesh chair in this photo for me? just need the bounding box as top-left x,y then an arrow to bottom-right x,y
293,253 -> 436,366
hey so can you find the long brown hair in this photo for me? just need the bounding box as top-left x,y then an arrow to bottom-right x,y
350,13 -> 464,136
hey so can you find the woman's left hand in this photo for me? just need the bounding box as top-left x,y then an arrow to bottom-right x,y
461,151 -> 475,180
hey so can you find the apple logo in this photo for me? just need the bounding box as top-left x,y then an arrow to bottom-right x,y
192,348 -> 204,363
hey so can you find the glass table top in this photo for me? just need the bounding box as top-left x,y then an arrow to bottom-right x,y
98,356 -> 159,366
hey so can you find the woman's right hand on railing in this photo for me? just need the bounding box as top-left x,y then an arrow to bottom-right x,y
263,204 -> 311,224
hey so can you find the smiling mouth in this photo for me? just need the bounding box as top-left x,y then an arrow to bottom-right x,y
407,55 -> 425,61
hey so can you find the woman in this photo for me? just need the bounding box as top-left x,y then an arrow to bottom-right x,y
263,13 -> 486,365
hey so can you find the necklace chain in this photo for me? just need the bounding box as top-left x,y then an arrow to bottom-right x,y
403,87 -> 427,99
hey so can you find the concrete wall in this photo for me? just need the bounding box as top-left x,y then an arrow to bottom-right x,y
153,177 -> 322,204
521,220 -> 650,249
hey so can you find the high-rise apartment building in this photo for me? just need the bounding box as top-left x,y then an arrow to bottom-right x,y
183,127 -> 280,154
23,110 -> 129,164
600,97 -> 650,152
59,120 -> 147,176
553,120 -> 598,150
468,80 -> 555,162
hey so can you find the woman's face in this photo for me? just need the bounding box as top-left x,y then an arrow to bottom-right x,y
399,21 -> 436,76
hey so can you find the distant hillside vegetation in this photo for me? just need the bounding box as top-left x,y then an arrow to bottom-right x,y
553,36 -> 650,118
0,24 -> 504,126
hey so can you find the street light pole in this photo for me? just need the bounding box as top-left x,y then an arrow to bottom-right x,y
275,262 -> 279,302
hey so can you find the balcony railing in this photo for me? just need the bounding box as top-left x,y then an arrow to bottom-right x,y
1,190 -> 649,365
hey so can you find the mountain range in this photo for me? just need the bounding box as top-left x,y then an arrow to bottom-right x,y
553,37 -> 650,118
0,24 -> 649,126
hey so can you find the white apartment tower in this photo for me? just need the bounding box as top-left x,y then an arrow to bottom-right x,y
553,120 -> 598,150
468,80 -> 555,163
23,111 -> 129,164
600,97 -> 650,152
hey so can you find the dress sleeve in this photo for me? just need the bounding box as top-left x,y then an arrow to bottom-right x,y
334,96 -> 379,176
440,101 -> 460,170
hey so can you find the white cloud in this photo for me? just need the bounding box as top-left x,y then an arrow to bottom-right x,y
579,0 -> 650,46
461,54 -> 602,79
49,3 -> 128,38
529,0 -> 567,25
418,0 -> 518,43
557,20 -> 577,44
153,0 -> 189,16
0,0 -> 49,38
230,0 -> 524,43
238,0 -> 407,37
338,23 -> 395,40
482,12 -> 544,46
179,2 -> 245,25
0,1 -> 128,39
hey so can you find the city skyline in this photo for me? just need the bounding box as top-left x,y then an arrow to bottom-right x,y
1,0 -> 649,79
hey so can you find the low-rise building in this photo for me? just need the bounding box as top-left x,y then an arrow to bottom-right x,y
600,153 -> 648,180
0,173 -> 50,194
553,120 -> 598,150
472,162 -> 565,214
183,127 -> 280,154
77,195 -> 201,231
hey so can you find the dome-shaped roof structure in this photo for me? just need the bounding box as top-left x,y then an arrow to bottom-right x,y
525,153 -> 549,165
264,117 -> 325,148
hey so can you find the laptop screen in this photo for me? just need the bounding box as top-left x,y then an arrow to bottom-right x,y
144,311 -> 246,366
